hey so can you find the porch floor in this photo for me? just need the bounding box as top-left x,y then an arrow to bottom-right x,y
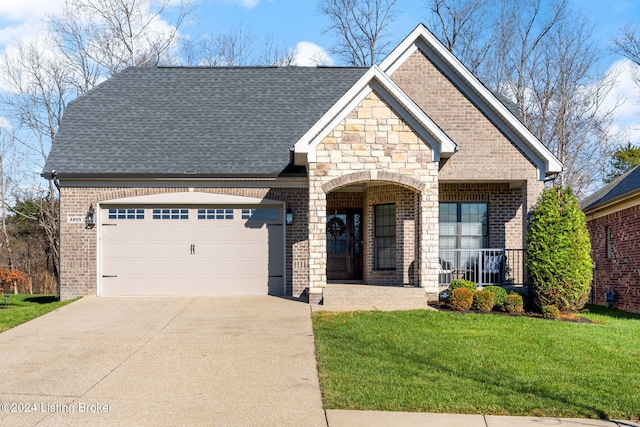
313,283 -> 438,312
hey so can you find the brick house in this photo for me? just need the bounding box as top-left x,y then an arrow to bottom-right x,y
582,165 -> 640,313
43,24 -> 561,302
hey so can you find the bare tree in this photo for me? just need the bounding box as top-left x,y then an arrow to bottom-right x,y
49,0 -> 193,82
427,0 -> 621,196
202,24 -> 256,66
612,23 -> 640,66
0,39 -> 68,284
612,23 -> 640,86
319,0 -> 398,66
426,0 -> 495,75
258,35 -> 296,66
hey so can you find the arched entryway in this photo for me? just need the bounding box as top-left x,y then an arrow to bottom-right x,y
323,172 -> 425,287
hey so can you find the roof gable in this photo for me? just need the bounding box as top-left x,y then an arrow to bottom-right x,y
293,65 -> 457,164
381,24 -> 562,179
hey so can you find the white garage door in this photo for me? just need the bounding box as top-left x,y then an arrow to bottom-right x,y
100,205 -> 284,296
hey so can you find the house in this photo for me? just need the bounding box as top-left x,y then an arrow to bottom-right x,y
582,165 -> 640,313
42,24 -> 562,302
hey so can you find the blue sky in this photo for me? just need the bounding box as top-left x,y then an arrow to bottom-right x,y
0,0 -> 639,143
182,0 -> 640,66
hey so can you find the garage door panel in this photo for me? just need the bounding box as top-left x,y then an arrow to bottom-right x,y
100,205 -> 283,296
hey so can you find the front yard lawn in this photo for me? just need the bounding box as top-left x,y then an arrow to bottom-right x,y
0,294 -> 77,333
312,305 -> 640,420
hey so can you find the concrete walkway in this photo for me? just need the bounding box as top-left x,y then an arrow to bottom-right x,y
326,410 -> 640,427
0,296 -> 325,426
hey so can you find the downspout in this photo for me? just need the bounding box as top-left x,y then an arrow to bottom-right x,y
50,171 -> 61,299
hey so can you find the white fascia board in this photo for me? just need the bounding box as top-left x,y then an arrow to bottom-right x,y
381,24 -> 563,178
296,65 -> 456,163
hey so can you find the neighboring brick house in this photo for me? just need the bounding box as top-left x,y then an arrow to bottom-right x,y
582,166 -> 640,313
42,24 -> 562,302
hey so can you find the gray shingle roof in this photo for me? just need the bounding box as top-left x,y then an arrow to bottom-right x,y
43,66 -> 368,178
581,165 -> 640,212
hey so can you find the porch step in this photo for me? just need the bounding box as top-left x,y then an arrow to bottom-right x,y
321,285 -> 437,310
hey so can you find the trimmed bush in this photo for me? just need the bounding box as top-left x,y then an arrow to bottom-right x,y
503,293 -> 524,314
527,186 -> 593,312
542,305 -> 561,320
483,286 -> 507,309
473,290 -> 494,312
448,279 -> 477,292
449,288 -> 473,311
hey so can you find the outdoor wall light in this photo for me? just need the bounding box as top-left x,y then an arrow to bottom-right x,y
85,204 -> 95,229
286,208 -> 293,225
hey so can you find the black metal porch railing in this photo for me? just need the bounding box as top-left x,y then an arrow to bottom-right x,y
438,248 -> 525,286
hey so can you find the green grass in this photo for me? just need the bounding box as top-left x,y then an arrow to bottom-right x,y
0,294 -> 78,333
312,306 -> 640,419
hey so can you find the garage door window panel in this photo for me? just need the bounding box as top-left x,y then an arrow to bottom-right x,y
153,208 -> 189,220
108,208 -> 145,220
198,209 -> 233,220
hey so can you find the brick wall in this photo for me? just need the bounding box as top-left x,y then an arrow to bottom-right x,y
58,186 -> 309,300
308,90 -> 439,296
390,50 -> 541,185
587,205 -> 640,313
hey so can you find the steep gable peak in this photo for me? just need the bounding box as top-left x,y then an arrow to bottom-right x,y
381,23 -> 562,179
293,65 -> 457,165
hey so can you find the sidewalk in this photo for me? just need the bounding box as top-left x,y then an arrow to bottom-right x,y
326,410 -> 640,427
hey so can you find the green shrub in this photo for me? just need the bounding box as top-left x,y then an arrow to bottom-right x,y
483,286 -> 507,309
527,186 -> 593,312
448,279 -> 477,292
503,293 -> 524,314
473,290 -> 494,312
449,288 -> 473,311
542,305 -> 561,320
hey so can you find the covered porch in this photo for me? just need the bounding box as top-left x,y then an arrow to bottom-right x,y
438,248 -> 525,286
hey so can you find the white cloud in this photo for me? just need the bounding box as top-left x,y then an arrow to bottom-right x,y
601,59 -> 640,145
0,0 -> 62,22
293,41 -> 334,67
0,0 -> 63,48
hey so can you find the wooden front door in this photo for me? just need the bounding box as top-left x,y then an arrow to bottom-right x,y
326,209 -> 363,281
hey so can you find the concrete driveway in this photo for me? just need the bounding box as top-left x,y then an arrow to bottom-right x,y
0,296 -> 326,427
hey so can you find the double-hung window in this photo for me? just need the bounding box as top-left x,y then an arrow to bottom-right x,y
439,203 -> 488,249
439,202 -> 488,269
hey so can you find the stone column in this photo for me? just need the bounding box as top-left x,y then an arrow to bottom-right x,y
419,189 -> 440,296
308,177 -> 327,304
